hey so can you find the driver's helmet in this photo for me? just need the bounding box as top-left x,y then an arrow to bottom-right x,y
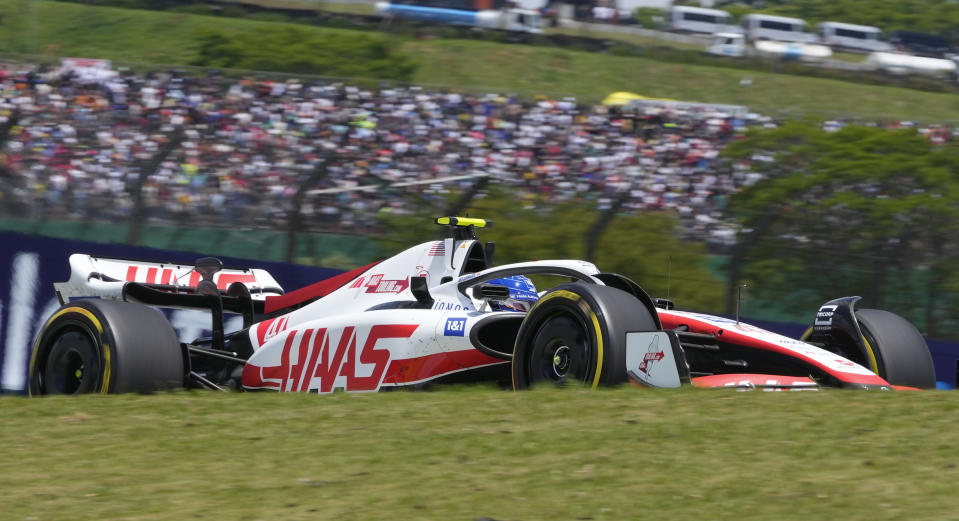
487,275 -> 539,312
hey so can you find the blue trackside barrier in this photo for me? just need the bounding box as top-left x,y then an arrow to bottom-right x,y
927,339 -> 958,389
0,230 -> 341,394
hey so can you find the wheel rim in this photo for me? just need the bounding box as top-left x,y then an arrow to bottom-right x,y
551,345 -> 571,377
42,329 -> 101,395
529,312 -> 593,385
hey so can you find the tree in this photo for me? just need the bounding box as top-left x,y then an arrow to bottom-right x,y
720,122 -> 959,337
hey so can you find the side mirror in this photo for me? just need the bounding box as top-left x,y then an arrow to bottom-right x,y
476,284 -> 510,301
194,257 -> 223,281
410,276 -> 433,305
655,298 -> 675,310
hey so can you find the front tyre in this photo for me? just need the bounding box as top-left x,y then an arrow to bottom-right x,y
29,299 -> 184,395
856,309 -> 936,389
511,283 -> 658,389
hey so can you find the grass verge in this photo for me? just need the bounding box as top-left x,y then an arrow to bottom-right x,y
405,38 -> 959,121
2,386 -> 959,520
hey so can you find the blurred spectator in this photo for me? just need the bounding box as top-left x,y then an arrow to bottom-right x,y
4,60 -> 931,246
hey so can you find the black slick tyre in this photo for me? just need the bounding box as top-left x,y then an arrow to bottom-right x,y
511,282 -> 658,389
855,309 -> 936,389
29,299 -> 184,395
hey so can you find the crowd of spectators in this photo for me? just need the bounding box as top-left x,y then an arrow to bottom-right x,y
0,60 -> 811,245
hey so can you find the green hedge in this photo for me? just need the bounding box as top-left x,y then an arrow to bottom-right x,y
191,26 -> 417,81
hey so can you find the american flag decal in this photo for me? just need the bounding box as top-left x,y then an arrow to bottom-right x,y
428,242 -> 445,256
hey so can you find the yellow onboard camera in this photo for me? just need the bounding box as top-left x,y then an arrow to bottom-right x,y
434,216 -> 492,228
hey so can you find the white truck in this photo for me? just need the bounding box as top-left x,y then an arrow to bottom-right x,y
865,51 -> 957,76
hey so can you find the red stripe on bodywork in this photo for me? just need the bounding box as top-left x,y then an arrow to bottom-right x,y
263,261 -> 381,314
126,266 -> 138,282
891,385 -> 921,391
255,316 -> 289,346
314,327 -> 353,393
382,349 -> 505,385
242,331 -> 298,389
692,374 -> 817,388
241,361 -> 280,389
290,329 -> 315,392
300,329 -> 327,392
217,273 -> 257,290
347,324 -> 419,390
262,332 -> 300,382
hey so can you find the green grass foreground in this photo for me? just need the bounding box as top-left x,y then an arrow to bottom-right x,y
2,387 -> 958,520
4,0 -> 959,121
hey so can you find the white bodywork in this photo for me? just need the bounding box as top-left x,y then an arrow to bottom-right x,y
240,238 -> 602,393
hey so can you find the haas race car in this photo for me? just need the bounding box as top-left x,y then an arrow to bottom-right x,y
29,217 -> 936,395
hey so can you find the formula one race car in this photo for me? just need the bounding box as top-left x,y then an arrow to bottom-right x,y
29,217 -> 936,395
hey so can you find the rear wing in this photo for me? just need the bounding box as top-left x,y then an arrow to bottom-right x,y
53,254 -> 284,305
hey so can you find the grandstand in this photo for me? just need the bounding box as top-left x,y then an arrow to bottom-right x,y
0,62 -> 757,244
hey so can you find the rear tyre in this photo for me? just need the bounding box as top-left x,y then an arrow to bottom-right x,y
29,299 -> 184,395
511,283 -> 658,389
855,309 -> 936,389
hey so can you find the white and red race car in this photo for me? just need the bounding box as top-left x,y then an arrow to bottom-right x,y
29,217 -> 936,395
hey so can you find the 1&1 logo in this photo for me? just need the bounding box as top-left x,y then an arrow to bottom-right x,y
444,318 -> 467,337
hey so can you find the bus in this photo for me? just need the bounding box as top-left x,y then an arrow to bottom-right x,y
818,22 -> 892,52
742,13 -> 817,43
668,6 -> 739,35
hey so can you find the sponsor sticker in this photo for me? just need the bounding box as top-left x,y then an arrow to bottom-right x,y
815,305 -> 837,327
428,242 -> 445,256
354,274 -> 410,294
243,324 -> 418,393
433,301 -> 465,311
638,335 -> 665,375
444,317 -> 467,337
414,266 -> 430,284
626,332 -> 681,388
